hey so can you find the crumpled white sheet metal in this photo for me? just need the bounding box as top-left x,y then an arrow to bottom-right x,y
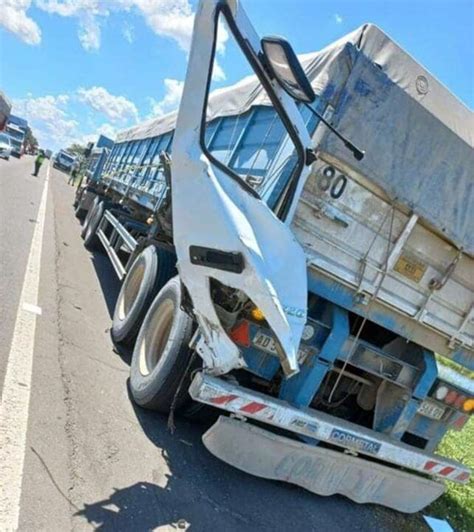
171,0 -> 310,376
117,23 -> 473,255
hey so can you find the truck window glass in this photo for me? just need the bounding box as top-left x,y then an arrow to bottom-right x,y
202,14 -> 303,204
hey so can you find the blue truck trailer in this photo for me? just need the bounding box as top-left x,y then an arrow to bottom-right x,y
75,0 -> 473,513
74,135 -> 114,217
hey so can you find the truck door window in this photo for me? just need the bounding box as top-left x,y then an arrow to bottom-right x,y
203,13 -> 302,204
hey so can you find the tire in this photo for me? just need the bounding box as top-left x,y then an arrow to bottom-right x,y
111,246 -> 177,345
75,202 -> 86,219
83,200 -> 104,250
129,277 -> 195,413
73,187 -> 83,209
81,195 -> 100,237
74,189 -> 86,218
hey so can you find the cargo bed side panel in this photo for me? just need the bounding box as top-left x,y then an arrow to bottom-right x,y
292,157 -> 474,366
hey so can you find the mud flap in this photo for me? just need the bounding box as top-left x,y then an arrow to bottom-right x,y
203,416 -> 445,513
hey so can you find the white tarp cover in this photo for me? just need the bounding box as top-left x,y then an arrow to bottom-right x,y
117,24 -> 473,254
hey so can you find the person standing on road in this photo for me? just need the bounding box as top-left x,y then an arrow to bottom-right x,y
68,162 -> 79,186
32,150 -> 45,177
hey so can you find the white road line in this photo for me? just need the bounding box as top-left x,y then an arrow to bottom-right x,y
22,303 -> 42,316
0,164 -> 50,531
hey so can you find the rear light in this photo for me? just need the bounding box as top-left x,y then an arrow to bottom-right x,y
462,398 -> 474,413
455,395 -> 466,409
453,413 -> 469,429
445,390 -> 458,405
250,307 -> 265,321
432,382 -> 473,414
434,385 -> 448,400
229,320 -> 251,347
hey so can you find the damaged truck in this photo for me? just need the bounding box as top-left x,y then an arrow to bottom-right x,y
74,0 -> 473,513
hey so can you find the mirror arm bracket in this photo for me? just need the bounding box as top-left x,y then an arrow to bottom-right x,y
257,51 -> 275,80
305,148 -> 317,166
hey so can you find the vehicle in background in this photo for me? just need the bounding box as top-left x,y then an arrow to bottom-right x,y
75,0 -> 472,514
0,92 -> 12,131
8,114 -> 28,133
74,135 -> 114,216
5,123 -> 25,157
0,133 -> 12,160
7,115 -> 31,153
25,145 -> 38,155
44,149 -> 52,159
53,150 -> 76,172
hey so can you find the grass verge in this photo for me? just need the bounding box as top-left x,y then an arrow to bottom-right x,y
427,417 -> 473,531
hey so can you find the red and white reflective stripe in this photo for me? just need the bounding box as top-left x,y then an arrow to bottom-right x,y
193,375 -> 471,485
210,394 -> 238,405
239,401 -> 267,414
455,471 -> 470,482
424,460 -> 470,481
210,395 -> 269,416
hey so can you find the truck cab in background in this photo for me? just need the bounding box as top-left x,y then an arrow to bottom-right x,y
85,135 -> 114,183
53,150 -> 77,173
73,134 -> 114,218
5,123 -> 25,158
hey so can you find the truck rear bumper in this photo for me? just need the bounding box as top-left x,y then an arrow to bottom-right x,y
189,373 -> 470,487
204,416 -> 444,513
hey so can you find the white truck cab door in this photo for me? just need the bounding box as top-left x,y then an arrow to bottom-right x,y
172,0 -> 313,376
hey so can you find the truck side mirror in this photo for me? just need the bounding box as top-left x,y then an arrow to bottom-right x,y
261,36 -> 315,104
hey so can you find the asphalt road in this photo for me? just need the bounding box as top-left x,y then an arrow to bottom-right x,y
0,156 -> 429,531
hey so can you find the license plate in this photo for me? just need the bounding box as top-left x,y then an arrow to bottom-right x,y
394,254 -> 427,283
418,400 -> 445,420
253,331 -> 278,354
252,331 -> 311,362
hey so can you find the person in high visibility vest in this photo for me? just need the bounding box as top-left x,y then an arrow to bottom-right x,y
32,150 -> 46,176
68,160 -> 80,185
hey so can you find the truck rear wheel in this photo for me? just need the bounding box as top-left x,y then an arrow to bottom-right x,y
83,200 -> 104,250
74,189 -> 86,219
111,246 -> 176,345
81,195 -> 100,237
129,277 -> 195,413
73,187 -> 82,208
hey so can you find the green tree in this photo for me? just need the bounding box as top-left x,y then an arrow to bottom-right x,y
25,126 -> 38,149
66,143 -> 86,157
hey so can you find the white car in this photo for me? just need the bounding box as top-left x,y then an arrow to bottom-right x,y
0,132 -> 12,160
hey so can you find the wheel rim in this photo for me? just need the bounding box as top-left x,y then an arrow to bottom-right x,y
139,299 -> 175,376
85,204 -> 97,234
118,261 -> 145,320
86,204 -> 101,240
84,198 -> 98,226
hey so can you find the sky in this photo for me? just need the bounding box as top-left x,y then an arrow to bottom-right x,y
0,0 -> 472,151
